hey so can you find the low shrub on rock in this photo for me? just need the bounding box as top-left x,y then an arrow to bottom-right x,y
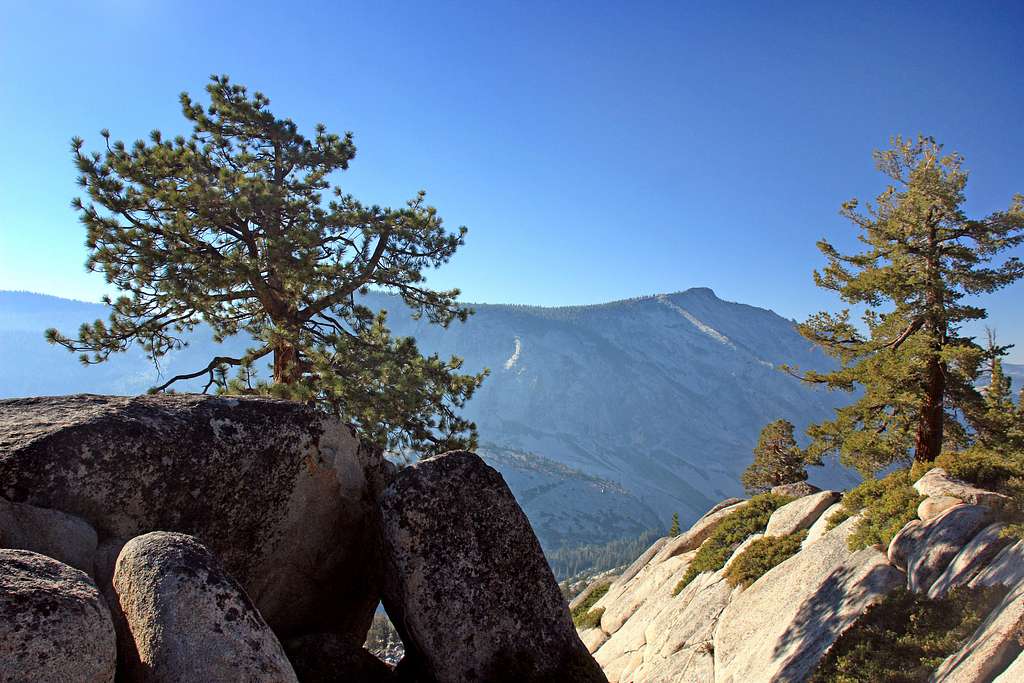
574,607 -> 605,631
826,469 -> 922,550
810,585 -> 1009,682
571,581 -> 611,629
924,448 -> 1024,491
672,493 -> 792,595
724,530 -> 807,588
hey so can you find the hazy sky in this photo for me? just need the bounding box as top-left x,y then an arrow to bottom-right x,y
2,1 -> 1022,358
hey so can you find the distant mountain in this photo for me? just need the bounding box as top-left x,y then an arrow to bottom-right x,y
1,288 -> 872,549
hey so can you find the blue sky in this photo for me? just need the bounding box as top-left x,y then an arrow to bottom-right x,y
2,1 -> 1022,358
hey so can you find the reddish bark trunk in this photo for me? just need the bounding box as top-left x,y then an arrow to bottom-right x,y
273,343 -> 301,385
914,355 -> 945,463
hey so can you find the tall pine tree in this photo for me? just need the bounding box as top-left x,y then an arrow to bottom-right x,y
46,76 -> 487,455
792,136 -> 1024,475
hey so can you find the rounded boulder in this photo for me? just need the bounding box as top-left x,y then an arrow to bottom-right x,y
0,549 -> 116,682
112,531 -> 297,683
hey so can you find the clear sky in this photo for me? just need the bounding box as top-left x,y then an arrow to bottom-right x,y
1,1 -> 1022,358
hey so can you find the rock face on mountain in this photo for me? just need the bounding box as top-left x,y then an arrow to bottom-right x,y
113,532 -> 297,683
0,548 -> 117,682
574,469 -> 1024,683
0,394 -> 385,639
1,395 -> 606,682
380,451 -> 606,682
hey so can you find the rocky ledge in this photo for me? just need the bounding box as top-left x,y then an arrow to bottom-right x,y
573,469 -> 1024,682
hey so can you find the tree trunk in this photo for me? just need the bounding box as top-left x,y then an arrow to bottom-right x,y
273,343 -> 301,384
914,355 -> 945,463
915,224 -> 945,464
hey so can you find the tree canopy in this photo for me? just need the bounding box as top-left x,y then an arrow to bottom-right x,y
741,419 -> 808,495
47,75 -> 487,454
790,136 -> 1024,475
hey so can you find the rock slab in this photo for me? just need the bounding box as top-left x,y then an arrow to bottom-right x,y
928,522 -> 1011,599
764,490 -> 840,537
654,499 -> 747,563
380,451 -> 605,683
113,531 -> 297,683
906,504 -> 993,593
713,517 -> 904,683
0,548 -> 116,683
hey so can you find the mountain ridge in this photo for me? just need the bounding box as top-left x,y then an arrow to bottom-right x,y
24,288 -> 1023,555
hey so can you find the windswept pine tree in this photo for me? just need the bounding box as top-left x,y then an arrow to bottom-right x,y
791,136 -> 1024,475
46,75 -> 487,454
741,419 -> 808,494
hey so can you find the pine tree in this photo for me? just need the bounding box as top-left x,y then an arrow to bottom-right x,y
669,512 -> 681,537
971,330 -> 1024,453
790,136 -> 1024,475
741,419 -> 808,494
46,75 -> 487,455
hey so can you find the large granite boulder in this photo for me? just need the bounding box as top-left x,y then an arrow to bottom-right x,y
580,627 -> 610,655
913,468 -> 1013,512
113,531 -> 297,683
0,394 -> 386,638
713,517 -> 904,683
764,490 -> 840,537
0,549 -> 116,682
0,496 -> 98,575
928,522 -> 1012,599
379,451 -> 605,683
906,504 -> 993,593
917,495 -> 962,521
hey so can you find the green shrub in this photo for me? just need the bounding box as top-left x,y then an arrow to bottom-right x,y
574,606 -> 605,630
570,580 -> 611,628
724,530 -> 807,587
671,493 -> 792,595
930,448 -> 1024,490
827,469 -> 923,551
810,585 -> 1009,682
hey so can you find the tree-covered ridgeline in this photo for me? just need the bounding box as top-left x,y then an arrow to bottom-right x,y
46,75 -> 487,455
